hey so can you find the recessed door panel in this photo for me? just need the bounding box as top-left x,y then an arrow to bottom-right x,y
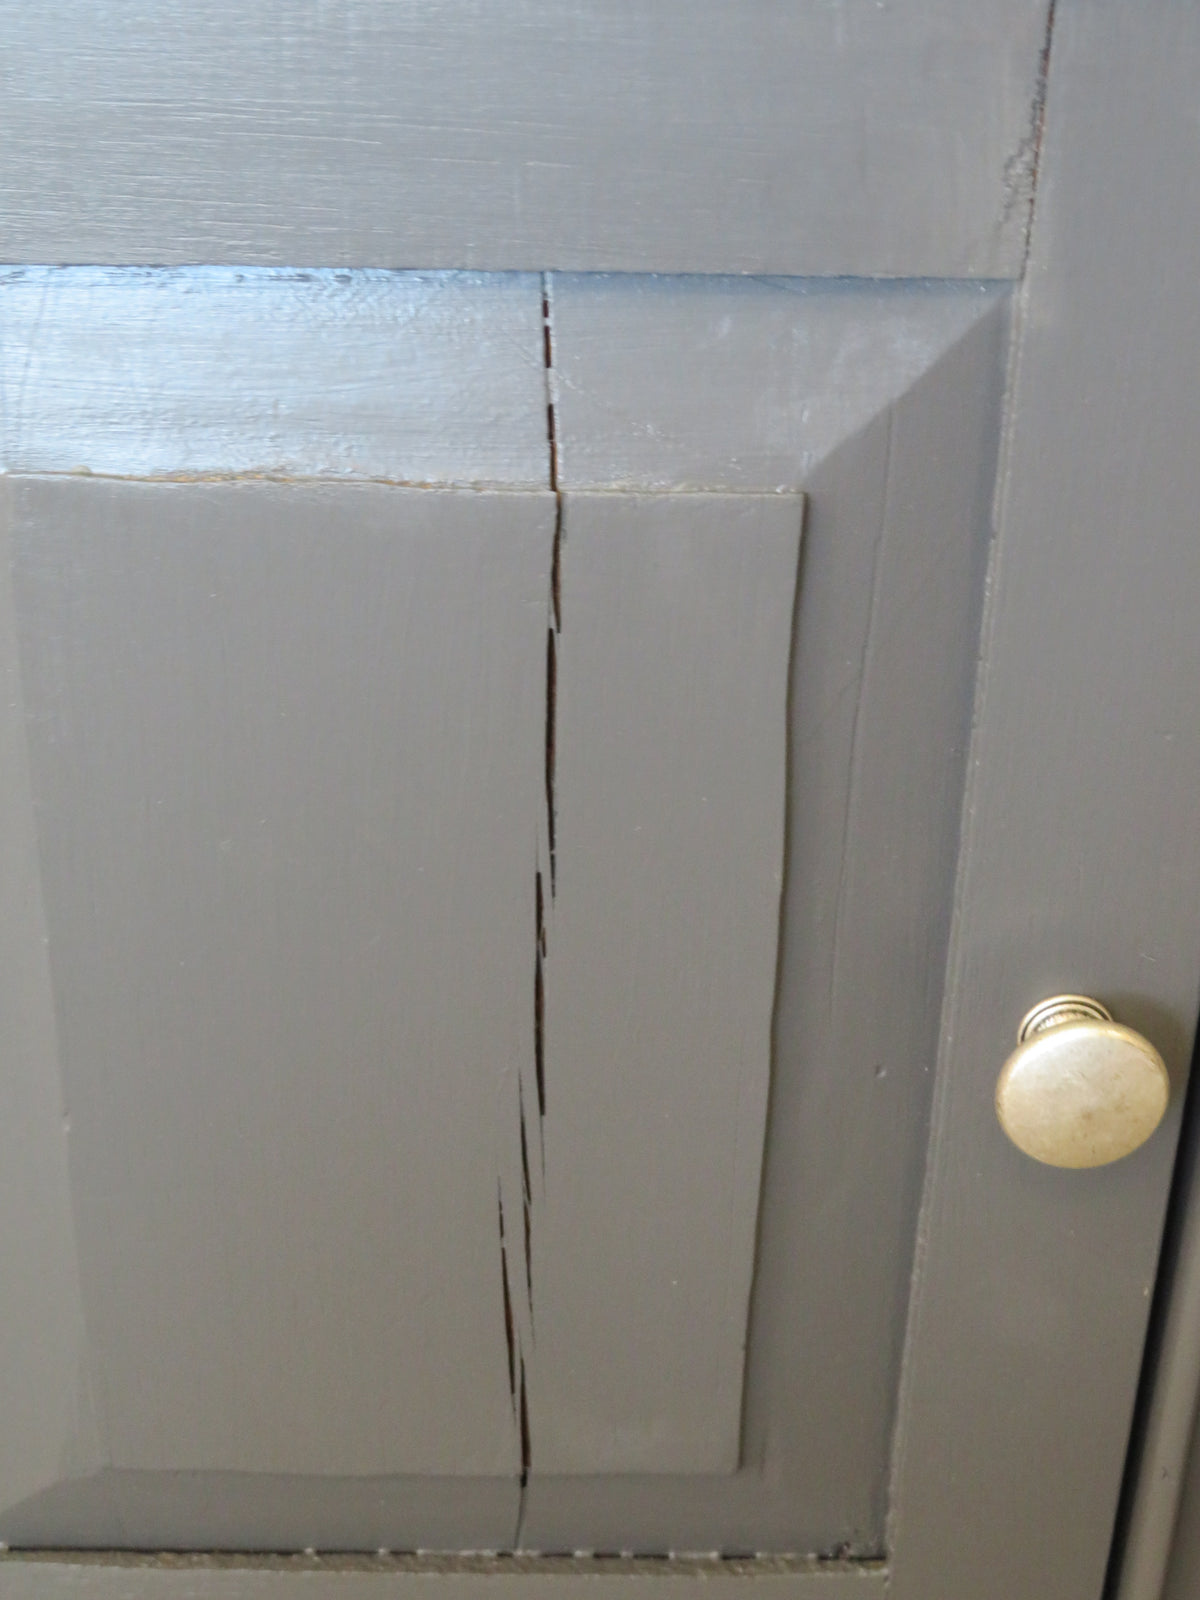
12,479 -> 551,1476
0,268 -> 1007,1552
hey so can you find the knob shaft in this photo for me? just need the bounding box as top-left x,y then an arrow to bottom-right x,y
996,996 -> 1169,1168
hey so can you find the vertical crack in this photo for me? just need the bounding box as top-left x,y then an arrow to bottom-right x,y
519,1079 -> 535,1329
1004,0 -> 1058,274
534,872 -> 547,1125
513,1350 -> 532,1547
543,278 -> 562,904
519,1079 -> 532,1210
505,274 -> 563,1551
519,1355 -> 531,1489
550,496 -> 562,633
498,1185 -> 516,1408
545,626 -> 558,895
542,283 -> 559,494
1022,0 -> 1057,276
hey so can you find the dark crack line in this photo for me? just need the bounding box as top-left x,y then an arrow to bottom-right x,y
545,499 -> 563,902
498,1185 -> 516,1408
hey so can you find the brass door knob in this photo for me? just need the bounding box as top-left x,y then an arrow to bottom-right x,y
996,996 -> 1169,1168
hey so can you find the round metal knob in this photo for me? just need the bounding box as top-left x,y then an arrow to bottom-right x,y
995,996 -> 1169,1168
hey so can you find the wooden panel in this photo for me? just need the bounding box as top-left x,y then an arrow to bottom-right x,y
548,277 -> 1007,490
7,472 -> 797,1501
0,276 -> 1012,1554
0,268 -> 548,488
527,492 -> 800,1474
0,480 -> 102,1513
0,1 -> 1048,278
0,1555 -> 886,1600
522,289 -> 1008,1551
888,5 -> 1200,1598
10,477 -> 553,1478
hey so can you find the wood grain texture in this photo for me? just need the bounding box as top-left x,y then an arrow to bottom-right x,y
0,0 -> 1048,278
522,291 -> 1009,1551
0,269 -> 548,487
529,492 -> 801,1474
0,480 -> 102,1513
888,5 -> 1200,1598
9,477 -> 552,1479
0,1556 -> 886,1600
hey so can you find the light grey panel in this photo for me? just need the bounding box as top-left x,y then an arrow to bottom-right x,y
0,1 -> 1048,278
522,294 -> 1008,1550
0,269 -> 547,488
548,278 -> 1007,491
525,493 -> 800,1475
889,4 -> 1200,1599
0,481 -> 101,1511
11,477 -> 553,1479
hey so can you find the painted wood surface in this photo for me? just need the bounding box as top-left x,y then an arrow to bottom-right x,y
521,286 -> 1008,1555
9,478 -> 552,1478
1163,1388 -> 1200,1600
547,277 -> 1006,491
3,468 -> 799,1510
0,269 -> 548,488
0,479 -> 102,1514
0,270 -> 1013,1557
1133,1087 -> 1200,1600
1112,1055 -> 1200,1600
887,5 -> 1200,1598
0,1556 -> 886,1600
0,6 -> 1192,1592
0,279 -> 1007,1556
0,1 -> 1048,278
530,492 -> 801,1474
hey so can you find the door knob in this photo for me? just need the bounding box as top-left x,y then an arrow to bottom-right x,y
995,996 -> 1169,1168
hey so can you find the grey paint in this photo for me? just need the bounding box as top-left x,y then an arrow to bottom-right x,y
1163,1401 -> 1200,1600
532,492 -> 801,1473
0,279 -> 1011,1555
0,1556 -> 885,1600
3,474 -> 799,1501
0,269 -> 548,488
547,277 -> 1007,492
0,1 -> 1048,279
521,288 -> 1008,1552
887,4 -> 1200,1598
1116,1074 -> 1200,1599
10,478 -> 552,1478
0,478 -> 101,1512
0,1472 -> 523,1559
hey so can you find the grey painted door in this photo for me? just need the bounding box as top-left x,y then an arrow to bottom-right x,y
2,6 -> 1200,1600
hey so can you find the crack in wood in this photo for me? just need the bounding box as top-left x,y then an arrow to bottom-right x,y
503,276 -> 565,1546
534,912 -> 547,1122
518,1355 -> 531,1490
545,626 -> 558,896
497,1185 -> 516,1409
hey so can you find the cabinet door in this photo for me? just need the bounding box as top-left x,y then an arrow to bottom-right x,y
2,6 -> 1200,1600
